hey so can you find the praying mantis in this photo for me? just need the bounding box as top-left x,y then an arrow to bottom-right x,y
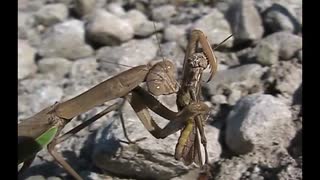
18,27 -> 231,179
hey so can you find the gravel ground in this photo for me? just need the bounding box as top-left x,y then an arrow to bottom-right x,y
18,0 -> 302,180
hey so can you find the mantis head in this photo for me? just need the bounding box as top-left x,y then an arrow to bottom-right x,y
146,60 -> 179,96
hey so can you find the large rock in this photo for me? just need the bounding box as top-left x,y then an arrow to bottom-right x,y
262,3 -> 301,34
18,40 -> 37,80
74,0 -> 96,17
225,0 -> 264,44
18,12 -> 35,39
206,64 -> 266,105
93,101 -> 221,179
96,37 -> 158,73
38,57 -> 72,80
225,94 -> 295,154
18,78 -> 63,119
193,8 -> 233,48
270,61 -> 302,98
214,148 -> 300,180
261,31 -> 302,60
86,9 -> 134,45
34,3 -> 68,26
151,5 -> 177,22
38,20 -> 93,59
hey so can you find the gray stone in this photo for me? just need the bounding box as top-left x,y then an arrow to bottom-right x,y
157,41 -> 185,68
18,0 -> 44,11
277,164 -> 302,180
106,2 -> 126,17
255,40 -> 279,66
254,0 -> 272,13
19,22 -> 42,47
25,175 -> 46,180
271,61 -> 302,97
124,10 -> 148,31
47,177 -> 63,180
18,12 -> 35,38
225,94 -> 295,154
74,0 -> 96,17
164,24 -> 187,42
228,89 -> 242,105
38,57 -> 72,79
96,37 -> 158,73
263,3 -> 301,34
86,9 -> 134,45
206,64 -> 266,96
80,171 -> 113,180
214,148 -> 297,180
69,57 -> 98,79
297,49 -> 302,63
193,8 -> 233,48
135,21 -> 164,37
124,9 -> 164,37
38,20 -> 93,59
93,101 -> 221,179
63,58 -> 109,101
217,64 -> 229,71
18,40 -> 37,80
171,168 -> 208,180
52,0 -> 73,6
292,84 -> 302,105
254,31 -> 301,65
226,0 -> 264,44
265,32 -> 302,60
215,0 -> 234,14
235,47 -> 256,64
95,0 -> 106,9
152,5 -> 177,21
214,51 -> 240,67
270,0 -> 302,25
34,3 -> 68,26
18,78 -> 63,118
211,94 -> 227,105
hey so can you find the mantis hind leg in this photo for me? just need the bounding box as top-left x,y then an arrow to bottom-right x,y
46,102 -> 122,180
54,102 -> 121,144
47,140 -> 83,180
118,99 -> 147,144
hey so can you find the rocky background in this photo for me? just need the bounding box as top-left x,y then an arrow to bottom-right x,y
18,0 -> 302,180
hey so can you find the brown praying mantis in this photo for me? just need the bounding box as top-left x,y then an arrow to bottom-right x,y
18,27 -> 232,179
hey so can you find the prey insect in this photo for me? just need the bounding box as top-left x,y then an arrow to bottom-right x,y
18,23 -> 230,179
174,31 -> 233,179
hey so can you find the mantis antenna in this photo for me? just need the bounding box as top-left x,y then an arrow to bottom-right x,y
152,21 -> 181,91
153,22 -> 166,64
213,34 -> 233,51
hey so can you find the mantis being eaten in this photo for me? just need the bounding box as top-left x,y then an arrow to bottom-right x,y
18,26 -> 232,180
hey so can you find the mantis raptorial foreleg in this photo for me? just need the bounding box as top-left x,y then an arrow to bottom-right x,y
125,86 -> 210,139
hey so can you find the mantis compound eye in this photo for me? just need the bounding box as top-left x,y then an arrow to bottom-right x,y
146,60 -> 179,96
